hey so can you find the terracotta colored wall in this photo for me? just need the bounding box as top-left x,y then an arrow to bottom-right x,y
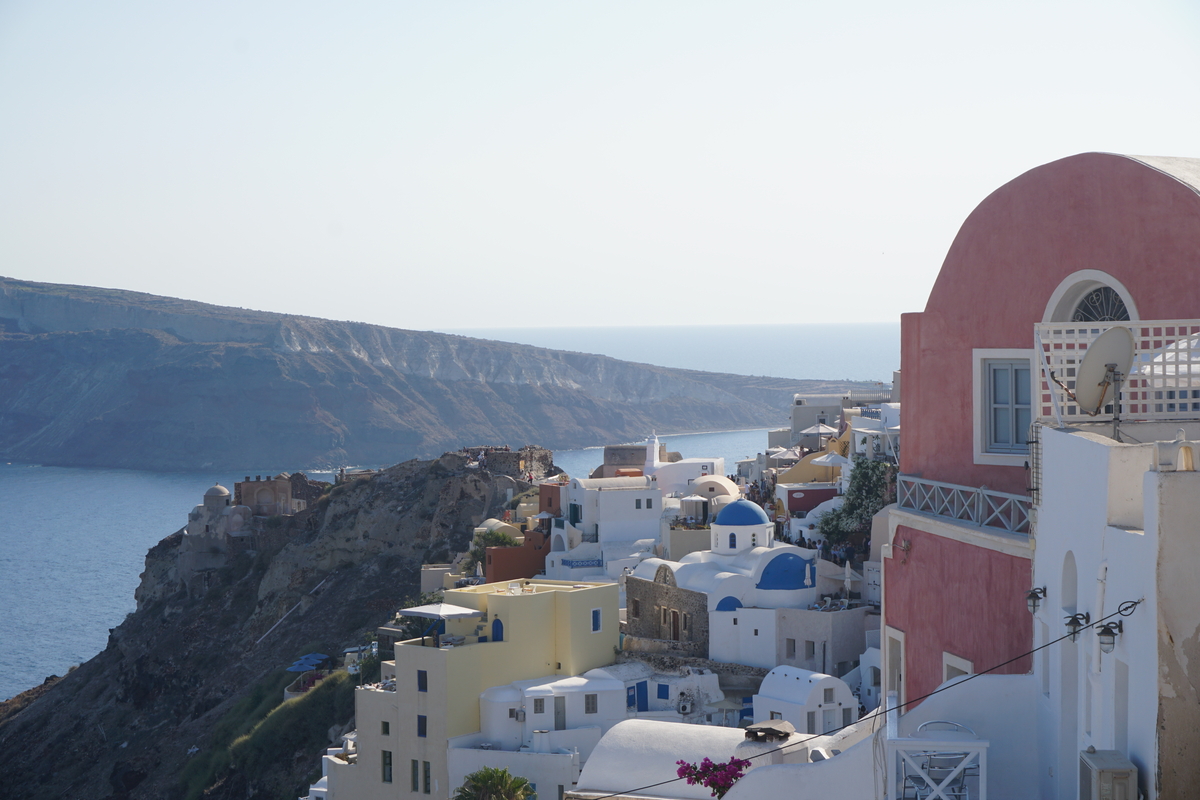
885,525 -> 1032,706
539,482 -> 563,516
485,531 -> 550,583
784,486 -> 838,513
902,153 -> 1200,493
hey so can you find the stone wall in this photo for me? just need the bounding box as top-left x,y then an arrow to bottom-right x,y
462,445 -> 556,479
625,574 -> 709,657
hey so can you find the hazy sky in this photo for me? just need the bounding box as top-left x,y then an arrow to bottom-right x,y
2,2 -> 1199,331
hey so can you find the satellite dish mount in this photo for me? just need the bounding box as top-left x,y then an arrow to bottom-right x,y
1047,326 -> 1135,442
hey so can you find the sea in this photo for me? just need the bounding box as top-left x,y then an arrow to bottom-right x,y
0,322 -> 900,701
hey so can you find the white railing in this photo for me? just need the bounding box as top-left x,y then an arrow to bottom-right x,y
888,736 -> 988,800
897,476 -> 1030,535
1036,319 -> 1200,423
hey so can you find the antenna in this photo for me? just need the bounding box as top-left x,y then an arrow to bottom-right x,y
1048,326 -> 1134,439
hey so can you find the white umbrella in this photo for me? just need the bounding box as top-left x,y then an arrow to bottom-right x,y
799,423 -> 839,436
680,494 -> 706,502
532,511 -> 555,519
810,452 -> 852,467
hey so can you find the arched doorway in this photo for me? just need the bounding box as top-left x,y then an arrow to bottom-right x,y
491,618 -> 504,643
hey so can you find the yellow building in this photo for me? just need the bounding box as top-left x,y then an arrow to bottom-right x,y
314,579 -> 620,800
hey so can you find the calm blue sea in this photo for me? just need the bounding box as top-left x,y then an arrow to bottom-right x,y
0,429 -> 769,700
438,323 -> 900,383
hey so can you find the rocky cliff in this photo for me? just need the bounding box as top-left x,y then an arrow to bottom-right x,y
0,455 -> 520,800
0,276 -> 870,470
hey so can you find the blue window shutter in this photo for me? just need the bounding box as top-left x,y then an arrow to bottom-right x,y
657,683 -> 670,700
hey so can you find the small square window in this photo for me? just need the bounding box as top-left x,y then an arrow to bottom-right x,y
754,629 -> 759,636
509,707 -> 518,718
636,498 -> 642,509
646,498 -> 653,509
417,715 -> 427,738
823,688 -> 834,704
417,670 -> 427,692
657,683 -> 670,700
585,693 -> 598,714
381,721 -> 390,735
534,698 -> 545,714
770,711 -> 782,720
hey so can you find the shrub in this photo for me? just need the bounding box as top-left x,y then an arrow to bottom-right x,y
816,456 -> 896,544
228,671 -> 355,775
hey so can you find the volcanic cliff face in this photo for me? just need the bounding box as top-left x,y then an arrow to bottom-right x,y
0,276 -> 869,470
0,456 -> 517,800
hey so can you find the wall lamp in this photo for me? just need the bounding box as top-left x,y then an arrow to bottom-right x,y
1026,587 -> 1047,615
1097,621 -> 1123,654
1066,612 -> 1091,643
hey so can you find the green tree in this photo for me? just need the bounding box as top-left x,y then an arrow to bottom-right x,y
816,455 -> 896,543
460,528 -> 520,576
453,766 -> 534,800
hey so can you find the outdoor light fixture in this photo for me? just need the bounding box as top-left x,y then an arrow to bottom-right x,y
1026,587 -> 1047,615
1066,612 -> 1091,642
1097,621 -> 1123,654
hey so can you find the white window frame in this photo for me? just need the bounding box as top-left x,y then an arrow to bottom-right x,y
972,348 -> 1036,466
942,651 -> 974,683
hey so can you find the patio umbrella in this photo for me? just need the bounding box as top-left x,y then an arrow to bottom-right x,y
799,423 -> 839,436
397,602 -> 484,620
532,511 -> 555,519
810,452 -> 852,467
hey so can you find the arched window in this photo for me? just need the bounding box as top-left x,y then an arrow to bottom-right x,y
728,533 -> 737,549
1072,286 -> 1129,322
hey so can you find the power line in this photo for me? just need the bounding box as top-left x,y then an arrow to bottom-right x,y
582,598 -> 1142,800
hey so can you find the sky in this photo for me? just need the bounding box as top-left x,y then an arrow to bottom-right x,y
2,1 -> 1199,332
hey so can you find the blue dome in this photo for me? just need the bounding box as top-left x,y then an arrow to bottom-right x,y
756,552 -> 812,591
715,499 -> 770,527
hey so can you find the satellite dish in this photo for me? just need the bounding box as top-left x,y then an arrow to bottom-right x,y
1073,326 -> 1135,414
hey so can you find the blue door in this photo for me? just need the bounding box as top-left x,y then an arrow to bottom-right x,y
636,680 -> 649,712
492,618 -> 504,642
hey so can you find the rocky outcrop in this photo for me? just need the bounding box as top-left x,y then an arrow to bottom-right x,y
0,276 -> 872,470
0,456 -> 516,800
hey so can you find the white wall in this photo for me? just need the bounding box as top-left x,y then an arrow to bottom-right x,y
1032,427 -> 1159,800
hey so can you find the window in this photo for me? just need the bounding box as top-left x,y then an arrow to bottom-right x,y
509,707 -> 518,718
823,688 -> 834,704
635,498 -> 642,509
733,617 -> 738,626
558,786 -> 565,800
729,533 -> 737,549
411,760 -> 419,792
682,613 -> 689,631
417,670 -> 427,692
585,693 -> 598,714
592,608 -> 602,632
630,598 -> 640,618
381,721 -> 390,735
658,683 -> 670,700
807,711 -> 816,734
534,698 -> 545,714
943,652 -> 974,682
843,707 -> 854,727
786,638 -> 796,659
646,498 -> 653,509
417,715 -> 427,738
805,640 -> 816,660
423,761 -> 431,794
661,607 -> 668,624
753,629 -> 759,636
569,503 -> 582,525
770,711 -> 782,720
382,750 -> 393,783
986,359 -> 1031,454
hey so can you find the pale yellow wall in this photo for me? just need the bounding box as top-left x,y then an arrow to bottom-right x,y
778,429 -> 853,484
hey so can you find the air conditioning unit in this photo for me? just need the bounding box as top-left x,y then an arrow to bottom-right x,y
678,702 -> 693,715
1079,748 -> 1137,800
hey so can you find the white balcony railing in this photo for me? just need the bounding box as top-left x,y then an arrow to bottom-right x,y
897,476 -> 1030,535
1036,319 -> 1200,423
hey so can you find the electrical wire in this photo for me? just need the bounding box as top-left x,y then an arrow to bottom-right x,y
581,598 -> 1143,800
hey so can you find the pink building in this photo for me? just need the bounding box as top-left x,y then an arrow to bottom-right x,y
884,152 -> 1200,711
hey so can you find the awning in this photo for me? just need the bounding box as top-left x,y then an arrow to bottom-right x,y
397,602 -> 484,620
